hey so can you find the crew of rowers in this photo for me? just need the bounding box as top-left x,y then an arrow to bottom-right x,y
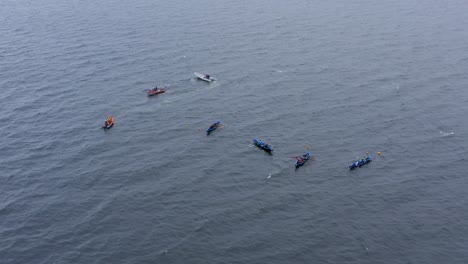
104,116 -> 113,127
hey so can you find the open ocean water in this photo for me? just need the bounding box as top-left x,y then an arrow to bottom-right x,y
1,0 -> 468,263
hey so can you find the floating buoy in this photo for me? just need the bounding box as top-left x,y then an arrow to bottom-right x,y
306,146 -> 310,149
377,151 -> 381,156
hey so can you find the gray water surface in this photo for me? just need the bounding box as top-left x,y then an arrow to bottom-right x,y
1,0 -> 468,263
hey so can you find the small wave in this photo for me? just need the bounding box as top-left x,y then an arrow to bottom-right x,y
270,69 -> 286,73
440,131 -> 454,137
391,82 -> 399,90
